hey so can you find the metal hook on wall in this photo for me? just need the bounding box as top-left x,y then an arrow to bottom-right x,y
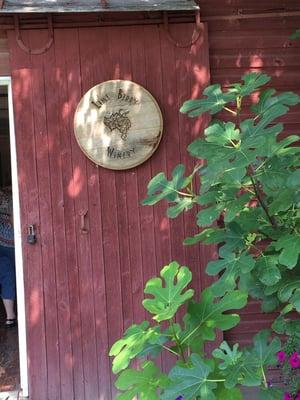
162,10 -> 202,48
14,15 -> 54,55
79,209 -> 89,235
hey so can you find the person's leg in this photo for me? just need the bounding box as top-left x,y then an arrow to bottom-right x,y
0,245 -> 16,326
2,298 -> 16,320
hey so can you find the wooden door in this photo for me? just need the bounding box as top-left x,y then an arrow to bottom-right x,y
8,21 -> 212,400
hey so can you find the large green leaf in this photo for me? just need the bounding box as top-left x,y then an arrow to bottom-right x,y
259,388 -> 285,400
219,330 -> 280,389
161,354 -> 217,400
206,249 -> 255,295
218,222 -> 246,252
109,322 -> 161,374
256,255 -> 281,286
214,385 -> 243,400
180,84 -> 236,117
184,227 -> 226,246
287,169 -> 300,189
268,188 -> 294,214
274,233 -> 300,268
142,164 -> 189,206
239,72 -> 271,97
240,118 -> 283,140
257,134 -> 300,159
212,341 -> 242,370
204,121 -> 240,145
142,261 -> 194,322
188,132 -> 263,194
137,331 -> 169,359
224,193 -> 252,223
182,289 -> 247,350
258,157 -> 293,195
188,138 -> 233,160
197,204 -> 223,226
251,89 -> 300,117
184,223 -> 246,251
115,361 -> 169,400
167,197 -> 194,218
278,279 -> 300,311
249,329 -> 281,368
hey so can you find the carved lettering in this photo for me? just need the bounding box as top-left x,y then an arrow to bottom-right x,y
118,88 -> 139,105
107,146 -> 135,159
91,93 -> 110,109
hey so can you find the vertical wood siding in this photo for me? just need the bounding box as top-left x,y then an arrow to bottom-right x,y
8,23 -> 212,399
0,30 -> 9,76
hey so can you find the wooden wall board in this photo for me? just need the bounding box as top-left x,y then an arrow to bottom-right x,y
0,31 -> 9,76
8,30 -> 48,400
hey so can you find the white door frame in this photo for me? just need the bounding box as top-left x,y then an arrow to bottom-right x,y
0,76 -> 29,398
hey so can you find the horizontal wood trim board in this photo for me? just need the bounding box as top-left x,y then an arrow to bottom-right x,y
0,0 -> 199,12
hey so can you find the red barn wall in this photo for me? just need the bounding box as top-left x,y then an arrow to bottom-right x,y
7,23 -> 213,400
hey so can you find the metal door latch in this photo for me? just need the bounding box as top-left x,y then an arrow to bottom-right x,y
27,224 -> 37,245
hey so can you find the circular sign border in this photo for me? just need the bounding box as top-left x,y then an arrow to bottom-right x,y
74,79 -> 164,171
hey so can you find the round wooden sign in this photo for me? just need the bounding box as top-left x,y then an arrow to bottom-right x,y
74,80 -> 163,170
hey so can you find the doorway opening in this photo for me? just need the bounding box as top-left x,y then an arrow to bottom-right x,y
0,78 -> 28,398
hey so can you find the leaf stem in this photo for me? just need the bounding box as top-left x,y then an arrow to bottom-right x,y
181,325 -> 201,346
224,106 -> 237,116
261,366 -> 268,388
171,320 -> 186,363
161,344 -> 180,357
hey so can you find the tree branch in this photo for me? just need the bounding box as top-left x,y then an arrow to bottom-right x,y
248,167 -> 278,229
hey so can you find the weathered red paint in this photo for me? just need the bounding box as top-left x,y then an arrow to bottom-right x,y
8,22 -> 211,399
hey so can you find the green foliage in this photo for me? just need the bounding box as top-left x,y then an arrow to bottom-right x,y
115,361 -> 169,400
206,248 -> 255,295
213,331 -> 280,389
109,321 -> 161,374
109,264 -> 249,399
143,261 -> 194,322
183,289 -> 247,350
161,354 -> 217,400
111,70 -> 300,399
259,388 -> 285,400
143,72 -> 300,316
212,342 -> 242,370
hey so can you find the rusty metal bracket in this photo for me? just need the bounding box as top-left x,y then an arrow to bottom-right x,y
100,0 -> 108,7
162,10 -> 201,48
14,15 -> 54,55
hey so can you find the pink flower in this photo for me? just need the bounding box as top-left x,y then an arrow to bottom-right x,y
284,393 -> 293,400
277,351 -> 286,363
295,395 -> 300,400
288,352 -> 300,368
